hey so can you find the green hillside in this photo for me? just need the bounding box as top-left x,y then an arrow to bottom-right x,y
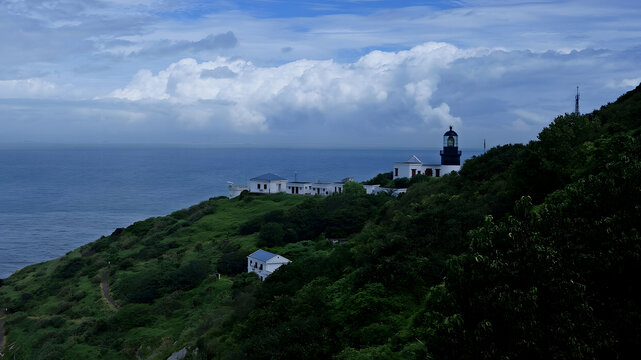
1,84 -> 640,359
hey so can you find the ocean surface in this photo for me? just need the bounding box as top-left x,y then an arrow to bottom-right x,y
0,146 -> 481,278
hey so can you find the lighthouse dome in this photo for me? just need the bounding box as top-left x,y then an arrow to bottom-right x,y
443,126 -> 458,148
444,126 -> 458,137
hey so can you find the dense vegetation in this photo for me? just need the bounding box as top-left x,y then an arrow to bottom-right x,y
1,84 -> 640,359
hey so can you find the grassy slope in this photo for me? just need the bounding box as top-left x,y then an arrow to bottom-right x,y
0,193 -> 305,359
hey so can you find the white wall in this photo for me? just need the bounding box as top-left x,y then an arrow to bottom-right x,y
248,255 -> 291,281
287,183 -> 313,195
228,185 -> 248,198
249,180 -> 287,194
440,165 -> 461,175
266,255 -> 291,273
311,183 -> 333,195
393,162 -> 423,179
364,184 -> 380,194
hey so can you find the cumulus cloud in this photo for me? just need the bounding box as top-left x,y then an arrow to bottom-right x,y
109,42 -> 479,132
200,66 -> 238,79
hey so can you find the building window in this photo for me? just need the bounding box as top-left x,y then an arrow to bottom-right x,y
394,168 -> 398,176
411,169 -> 416,176
259,264 -> 263,270
435,169 -> 441,177
264,184 -> 267,189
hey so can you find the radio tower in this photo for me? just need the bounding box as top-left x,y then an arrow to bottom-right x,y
574,86 -> 580,115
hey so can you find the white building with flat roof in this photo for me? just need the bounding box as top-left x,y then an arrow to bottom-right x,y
287,181 -> 313,195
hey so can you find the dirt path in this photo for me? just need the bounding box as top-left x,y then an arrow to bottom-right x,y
101,269 -> 119,310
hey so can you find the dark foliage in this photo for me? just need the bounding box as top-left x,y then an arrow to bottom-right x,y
210,84 -> 641,359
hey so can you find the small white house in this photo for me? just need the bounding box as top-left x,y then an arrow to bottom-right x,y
250,173 -> 288,194
247,249 -> 292,281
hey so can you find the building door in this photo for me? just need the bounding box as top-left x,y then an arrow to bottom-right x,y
411,169 -> 416,176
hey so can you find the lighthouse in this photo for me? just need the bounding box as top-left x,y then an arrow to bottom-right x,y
440,126 -> 462,165
392,126 -> 463,179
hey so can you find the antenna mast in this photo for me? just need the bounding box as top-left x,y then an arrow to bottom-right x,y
575,86 -> 580,115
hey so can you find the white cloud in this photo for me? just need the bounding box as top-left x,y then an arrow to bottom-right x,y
0,78 -> 57,98
1,1 -> 640,146
109,42 -> 478,132
511,118 -> 533,132
512,109 -> 548,124
607,77 -> 641,89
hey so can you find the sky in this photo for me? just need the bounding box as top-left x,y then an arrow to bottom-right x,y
1,0 -> 640,149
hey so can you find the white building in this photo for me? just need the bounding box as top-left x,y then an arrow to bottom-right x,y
241,174 -> 354,197
228,183 -> 249,198
249,173 -> 288,194
311,182 -> 333,196
392,155 -> 461,179
393,127 -> 462,179
287,181 -> 313,195
247,249 -> 292,281
364,184 -> 407,197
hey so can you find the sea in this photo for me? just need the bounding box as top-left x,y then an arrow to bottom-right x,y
0,146 -> 481,279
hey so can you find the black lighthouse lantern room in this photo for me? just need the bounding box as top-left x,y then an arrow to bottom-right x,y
440,126 -> 462,165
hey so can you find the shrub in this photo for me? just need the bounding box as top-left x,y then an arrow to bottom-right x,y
174,259 -> 211,290
57,257 -> 87,279
363,172 -> 393,187
119,258 -> 134,270
392,177 -> 410,188
259,222 -> 285,247
218,251 -> 247,275
238,217 -> 263,235
117,270 -> 164,304
112,303 -> 155,329
127,218 -> 155,237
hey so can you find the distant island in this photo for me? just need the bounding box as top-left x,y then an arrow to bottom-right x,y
1,84 -> 640,359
